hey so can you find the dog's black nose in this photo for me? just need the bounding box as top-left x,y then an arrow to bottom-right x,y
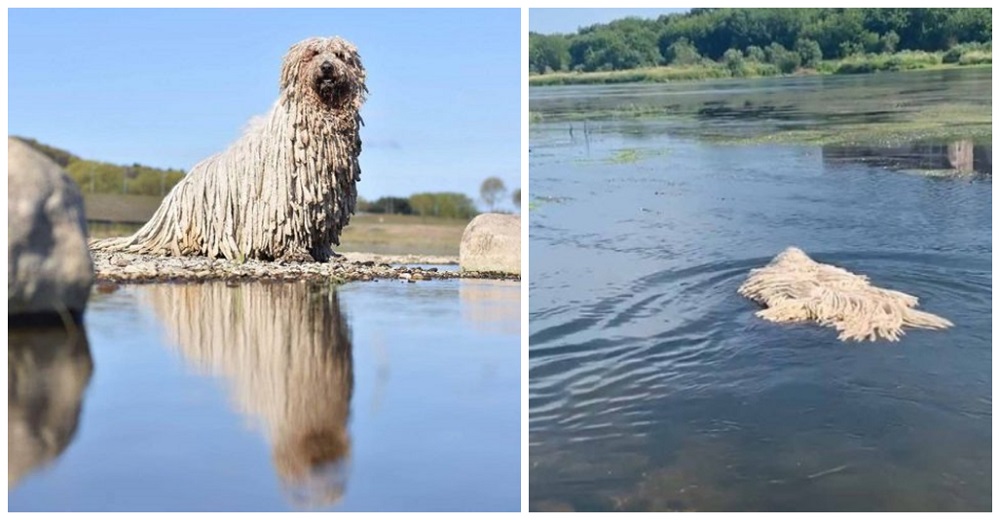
321,61 -> 334,74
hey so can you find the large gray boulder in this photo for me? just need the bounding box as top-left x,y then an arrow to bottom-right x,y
459,213 -> 520,275
8,137 -> 94,319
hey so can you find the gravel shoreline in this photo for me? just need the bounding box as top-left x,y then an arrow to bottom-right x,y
91,251 -> 519,284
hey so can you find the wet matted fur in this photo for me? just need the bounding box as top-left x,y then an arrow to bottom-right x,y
91,37 -> 367,262
738,247 -> 952,342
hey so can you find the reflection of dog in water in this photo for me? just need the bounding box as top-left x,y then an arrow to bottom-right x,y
142,283 -> 353,507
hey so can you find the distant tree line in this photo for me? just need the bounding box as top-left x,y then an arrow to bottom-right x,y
18,136 -> 515,220
359,193 -> 479,220
529,8 -> 992,74
359,176 -> 522,219
15,136 -> 186,196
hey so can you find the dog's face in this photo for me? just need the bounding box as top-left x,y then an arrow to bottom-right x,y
275,427 -> 351,508
774,246 -> 810,265
282,37 -> 366,109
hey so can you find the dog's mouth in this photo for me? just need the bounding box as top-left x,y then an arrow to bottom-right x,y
315,68 -> 349,105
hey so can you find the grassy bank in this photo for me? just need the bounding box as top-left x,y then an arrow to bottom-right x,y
529,51 -> 990,87
84,193 -> 163,224
86,205 -> 473,257
337,213 -> 470,256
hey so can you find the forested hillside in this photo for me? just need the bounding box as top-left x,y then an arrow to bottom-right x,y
529,8 -> 991,80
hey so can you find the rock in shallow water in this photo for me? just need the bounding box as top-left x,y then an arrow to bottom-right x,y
8,137 -> 94,321
459,213 -> 521,275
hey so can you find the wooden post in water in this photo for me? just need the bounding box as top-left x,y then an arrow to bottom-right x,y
948,140 -> 974,173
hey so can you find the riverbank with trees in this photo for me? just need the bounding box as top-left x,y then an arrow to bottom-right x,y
529,8 -> 991,86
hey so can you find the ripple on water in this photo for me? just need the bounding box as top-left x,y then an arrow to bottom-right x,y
529,87 -> 991,510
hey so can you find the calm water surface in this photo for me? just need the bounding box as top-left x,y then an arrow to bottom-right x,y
529,69 -> 991,511
10,278 -> 520,511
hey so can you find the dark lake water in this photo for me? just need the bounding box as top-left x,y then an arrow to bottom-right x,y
9,278 -> 520,512
529,69 -> 991,512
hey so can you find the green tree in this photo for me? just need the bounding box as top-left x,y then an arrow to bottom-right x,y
942,8 -> 992,47
512,188 -> 521,209
368,196 -> 412,215
722,48 -> 747,76
802,9 -> 870,58
860,8 -> 910,38
529,33 -> 571,73
794,38 -> 823,68
603,17 -> 663,67
664,37 -> 702,66
408,192 -> 433,216
356,196 -> 371,212
569,28 -> 657,71
766,42 -> 801,72
531,8 -> 991,75
879,30 -> 901,53
839,41 -> 865,57
409,192 -> 478,219
744,45 -> 766,62
480,177 -> 507,212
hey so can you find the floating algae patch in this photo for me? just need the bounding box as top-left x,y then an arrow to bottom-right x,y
610,149 -> 640,164
668,98 -> 992,147
529,68 -> 992,147
704,104 -> 992,147
529,195 -> 575,211
598,148 -> 670,165
528,104 -> 681,125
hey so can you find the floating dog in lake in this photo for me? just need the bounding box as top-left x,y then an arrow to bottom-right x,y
91,37 -> 367,262
738,247 -> 952,342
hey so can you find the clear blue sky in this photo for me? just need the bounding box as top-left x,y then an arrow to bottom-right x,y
9,9 -> 521,209
529,8 -> 688,34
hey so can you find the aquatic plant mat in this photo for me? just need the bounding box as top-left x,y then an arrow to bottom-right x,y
738,247 -> 952,342
91,251 -> 518,284
529,68 -> 992,147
